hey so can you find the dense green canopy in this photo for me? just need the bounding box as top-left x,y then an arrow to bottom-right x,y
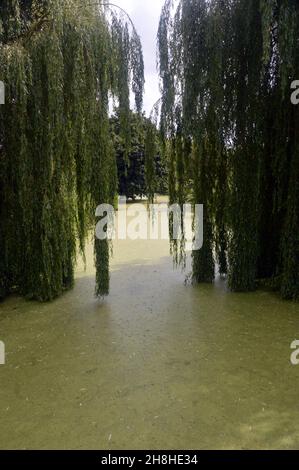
1,0 -> 298,303
0,0 -> 144,301
158,0 -> 299,300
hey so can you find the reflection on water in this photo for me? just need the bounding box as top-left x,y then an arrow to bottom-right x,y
0,201 -> 299,450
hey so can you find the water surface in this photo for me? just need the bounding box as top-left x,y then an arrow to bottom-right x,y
0,203 -> 299,449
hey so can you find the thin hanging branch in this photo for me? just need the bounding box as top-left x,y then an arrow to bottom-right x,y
100,3 -> 139,37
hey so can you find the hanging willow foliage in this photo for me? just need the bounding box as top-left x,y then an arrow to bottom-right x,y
0,0 -> 144,301
158,0 -> 299,300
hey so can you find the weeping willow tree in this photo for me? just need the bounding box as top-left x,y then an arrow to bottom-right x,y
158,0 -> 299,300
0,0 -> 144,301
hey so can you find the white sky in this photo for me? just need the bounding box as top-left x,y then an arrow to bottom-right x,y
111,0 -> 166,116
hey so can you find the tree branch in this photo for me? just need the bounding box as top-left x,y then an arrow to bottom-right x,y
4,2 -> 139,47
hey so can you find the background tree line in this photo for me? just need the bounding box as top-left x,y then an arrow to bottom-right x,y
111,111 -> 168,201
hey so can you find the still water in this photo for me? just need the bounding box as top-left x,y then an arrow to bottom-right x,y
0,202 -> 299,449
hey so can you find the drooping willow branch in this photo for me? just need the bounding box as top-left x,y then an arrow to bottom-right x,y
0,0 -> 145,301
157,0 -> 299,299
5,12 -> 51,45
100,3 -> 139,37
5,2 -> 139,45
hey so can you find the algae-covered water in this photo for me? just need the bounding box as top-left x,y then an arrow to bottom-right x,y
0,201 -> 299,450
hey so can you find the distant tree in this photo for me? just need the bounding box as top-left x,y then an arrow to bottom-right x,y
110,111 -> 167,200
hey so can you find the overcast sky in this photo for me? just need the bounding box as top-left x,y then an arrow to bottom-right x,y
111,0 -> 166,116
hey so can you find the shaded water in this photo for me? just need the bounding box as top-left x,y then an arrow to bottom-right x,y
0,201 -> 299,449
